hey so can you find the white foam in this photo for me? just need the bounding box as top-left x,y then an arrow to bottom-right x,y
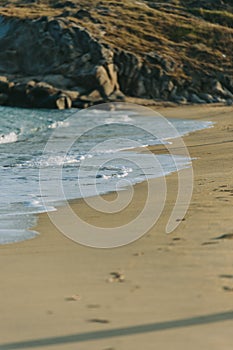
18,154 -> 81,168
0,132 -> 18,144
48,120 -> 70,129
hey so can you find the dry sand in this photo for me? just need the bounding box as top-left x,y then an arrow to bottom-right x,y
0,105 -> 233,350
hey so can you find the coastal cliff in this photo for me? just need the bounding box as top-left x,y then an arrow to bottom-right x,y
0,0 -> 232,108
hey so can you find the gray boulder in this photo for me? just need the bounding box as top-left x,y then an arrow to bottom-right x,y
212,80 -> 233,99
226,99 -> 233,106
172,95 -> 187,104
189,93 -> 206,104
198,93 -> 215,103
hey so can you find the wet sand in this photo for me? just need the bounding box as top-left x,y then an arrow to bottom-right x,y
0,105 -> 233,350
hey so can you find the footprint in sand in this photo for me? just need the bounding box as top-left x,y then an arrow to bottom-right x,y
219,275 -> 233,292
213,233 -> 233,240
202,241 -> 219,246
219,274 -> 233,279
88,318 -> 110,324
107,271 -> 125,283
222,286 -> 233,292
65,294 -> 81,301
213,186 -> 233,201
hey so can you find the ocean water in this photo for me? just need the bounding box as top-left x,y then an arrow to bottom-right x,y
0,104 -> 213,244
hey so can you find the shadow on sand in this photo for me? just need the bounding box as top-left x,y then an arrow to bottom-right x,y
1,310 -> 233,349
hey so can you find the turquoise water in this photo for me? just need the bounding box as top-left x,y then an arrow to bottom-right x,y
0,105 -> 213,244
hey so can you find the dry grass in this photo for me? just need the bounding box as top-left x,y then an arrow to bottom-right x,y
0,0 -> 232,79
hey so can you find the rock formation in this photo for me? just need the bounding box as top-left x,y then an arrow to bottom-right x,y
0,11 -> 232,109
0,15 -> 121,108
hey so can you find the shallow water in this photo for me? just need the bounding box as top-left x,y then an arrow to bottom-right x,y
0,105 -> 213,244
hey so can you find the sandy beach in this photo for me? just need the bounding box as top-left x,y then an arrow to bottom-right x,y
0,104 -> 233,350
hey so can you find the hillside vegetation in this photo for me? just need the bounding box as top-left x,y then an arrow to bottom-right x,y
0,0 -> 232,107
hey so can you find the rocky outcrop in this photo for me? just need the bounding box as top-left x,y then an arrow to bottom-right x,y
0,15 -> 121,108
114,49 -> 233,106
0,14 -> 232,109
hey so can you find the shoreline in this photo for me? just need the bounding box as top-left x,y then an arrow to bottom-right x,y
1,104 -> 233,349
